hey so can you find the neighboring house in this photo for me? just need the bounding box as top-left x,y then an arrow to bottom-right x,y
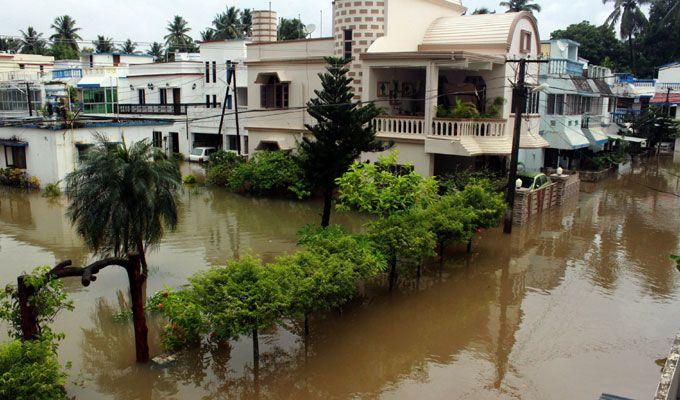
0,117 -> 174,186
0,53 -> 54,118
610,73 -> 656,123
538,39 -> 615,170
650,62 -> 680,120
245,1 -> 549,176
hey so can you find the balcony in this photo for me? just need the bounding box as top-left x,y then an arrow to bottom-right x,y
118,103 -> 219,116
546,59 -> 584,76
0,70 -> 46,82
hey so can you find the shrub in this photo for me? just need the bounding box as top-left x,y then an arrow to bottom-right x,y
0,168 -> 40,189
182,174 -> 197,184
0,339 -> 68,400
205,151 -> 245,187
148,288 -> 205,351
439,168 -> 505,194
42,183 -> 62,198
228,151 -> 310,198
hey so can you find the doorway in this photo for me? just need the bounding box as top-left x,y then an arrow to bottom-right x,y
172,88 -> 181,115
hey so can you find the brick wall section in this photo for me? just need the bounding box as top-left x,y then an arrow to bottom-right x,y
333,0 -> 386,100
579,166 -> 617,182
512,172 -> 581,225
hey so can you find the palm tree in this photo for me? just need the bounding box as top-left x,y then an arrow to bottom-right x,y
50,15 -> 81,51
19,27 -> 47,54
0,37 -> 20,53
200,29 -> 217,42
119,39 -> 137,53
164,15 -> 193,52
499,0 -> 542,12
472,7 -> 496,14
212,6 -> 242,40
602,0 -> 650,74
92,35 -> 114,53
241,9 -> 253,37
65,136 -> 181,272
147,42 -> 165,61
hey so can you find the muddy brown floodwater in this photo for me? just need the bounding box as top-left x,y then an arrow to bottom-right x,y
2,158 -> 680,399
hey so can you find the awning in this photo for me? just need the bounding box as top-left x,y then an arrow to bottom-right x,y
582,127 -> 609,150
254,72 -> 289,84
606,133 -> 647,144
77,75 -> 118,88
542,126 -> 590,150
571,77 -> 598,97
545,77 -> 578,95
650,92 -> 680,106
0,139 -> 28,147
590,79 -> 613,96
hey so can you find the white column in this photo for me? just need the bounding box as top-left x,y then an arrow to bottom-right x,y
424,62 -> 439,135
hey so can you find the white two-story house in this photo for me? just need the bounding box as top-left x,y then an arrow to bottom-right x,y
244,0 -> 548,176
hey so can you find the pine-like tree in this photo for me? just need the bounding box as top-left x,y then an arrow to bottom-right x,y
301,56 -> 385,227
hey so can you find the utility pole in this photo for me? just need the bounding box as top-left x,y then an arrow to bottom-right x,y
665,87 -> 672,116
503,58 -> 548,234
217,61 -> 231,152
25,82 -> 33,117
232,62 -> 242,155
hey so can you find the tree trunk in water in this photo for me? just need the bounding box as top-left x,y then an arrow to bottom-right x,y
467,239 -> 472,254
17,276 -> 39,341
320,187 -> 333,228
126,255 -> 149,363
304,313 -> 310,338
136,239 -> 147,275
438,239 -> 445,263
416,263 -> 422,281
388,252 -> 397,292
252,327 -> 260,375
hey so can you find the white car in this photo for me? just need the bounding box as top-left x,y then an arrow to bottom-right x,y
189,147 -> 217,163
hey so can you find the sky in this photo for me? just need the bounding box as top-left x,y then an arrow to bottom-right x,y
0,0 -> 621,50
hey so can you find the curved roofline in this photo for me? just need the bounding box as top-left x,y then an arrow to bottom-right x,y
507,11 -> 541,52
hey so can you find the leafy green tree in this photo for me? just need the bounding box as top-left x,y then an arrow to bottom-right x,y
634,0 -> 680,78
336,152 -> 439,217
423,194 -> 477,261
212,6 -> 243,40
92,35 -> 114,53
499,0 -> 541,12
551,21 -> 626,69
275,226 -> 384,337
64,137 -> 181,271
119,39 -> 137,53
147,42 -> 165,61
0,339 -> 69,400
472,7 -> 496,14
49,42 -> 79,60
456,183 -> 507,231
631,107 -> 680,152
278,18 -> 306,40
164,15 -> 194,53
200,29 -> 217,42
603,0 -> 650,74
19,27 -> 47,55
189,256 -> 288,366
241,9 -> 253,37
50,15 -> 81,51
301,57 -> 384,227
226,151 -> 309,198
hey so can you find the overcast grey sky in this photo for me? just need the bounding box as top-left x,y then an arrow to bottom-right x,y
0,0 -> 621,50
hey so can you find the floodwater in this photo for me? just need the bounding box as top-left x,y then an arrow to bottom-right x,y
2,159 -> 680,399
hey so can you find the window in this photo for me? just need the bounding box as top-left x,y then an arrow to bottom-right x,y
520,30 -> 532,53
138,89 -> 146,105
226,94 -> 233,110
4,146 -> 26,169
526,91 -> 540,114
159,88 -> 168,105
205,62 -> 210,83
212,61 -> 217,83
18,64 -> 25,70
547,94 -> 564,115
212,94 -> 218,108
152,131 -> 162,148
260,80 -> 289,109
343,29 -> 353,60
227,135 -> 238,151
206,95 -> 210,108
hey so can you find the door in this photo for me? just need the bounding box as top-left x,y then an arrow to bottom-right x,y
170,132 -> 179,154
172,88 -> 181,115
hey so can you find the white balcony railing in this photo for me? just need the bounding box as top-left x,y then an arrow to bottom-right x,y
0,70 -> 46,82
373,115 -> 507,138
431,118 -> 506,138
373,115 -> 425,136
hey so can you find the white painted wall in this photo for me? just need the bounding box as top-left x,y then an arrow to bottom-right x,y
659,64 -> 680,83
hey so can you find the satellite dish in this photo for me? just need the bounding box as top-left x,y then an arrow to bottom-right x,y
304,24 -> 317,37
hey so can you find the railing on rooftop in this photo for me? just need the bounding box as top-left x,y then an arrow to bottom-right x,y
546,59 -> 584,76
657,82 -> 680,90
0,70 -> 46,82
118,103 -> 220,116
52,69 -> 83,79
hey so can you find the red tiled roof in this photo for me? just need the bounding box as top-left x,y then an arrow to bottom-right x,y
650,93 -> 680,105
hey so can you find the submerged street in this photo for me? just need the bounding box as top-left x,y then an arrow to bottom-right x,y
1,158 -> 680,399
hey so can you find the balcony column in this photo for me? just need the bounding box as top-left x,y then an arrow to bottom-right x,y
424,62 -> 439,135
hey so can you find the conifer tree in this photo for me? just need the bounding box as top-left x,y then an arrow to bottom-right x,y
301,56 -> 385,227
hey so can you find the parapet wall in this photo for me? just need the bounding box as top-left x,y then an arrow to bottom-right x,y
513,172 -> 580,225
